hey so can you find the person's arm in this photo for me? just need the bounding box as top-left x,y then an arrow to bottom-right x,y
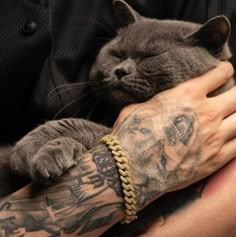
0,62 -> 235,236
0,144 -> 124,237
141,158 -> 236,237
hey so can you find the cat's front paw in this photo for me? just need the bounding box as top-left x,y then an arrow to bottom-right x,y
10,136 -> 45,176
29,137 -> 87,183
10,121 -> 61,176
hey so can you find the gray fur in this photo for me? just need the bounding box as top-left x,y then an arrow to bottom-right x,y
90,10 -> 232,108
0,146 -> 28,196
10,119 -> 111,182
0,0 -> 233,197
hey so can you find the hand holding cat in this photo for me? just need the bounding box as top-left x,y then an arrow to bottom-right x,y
112,61 -> 235,210
2,62 -> 235,236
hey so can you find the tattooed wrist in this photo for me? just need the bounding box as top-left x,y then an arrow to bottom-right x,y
92,144 -> 123,197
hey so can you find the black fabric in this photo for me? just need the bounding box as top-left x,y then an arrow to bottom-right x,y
0,0 -> 236,142
0,0 -> 50,141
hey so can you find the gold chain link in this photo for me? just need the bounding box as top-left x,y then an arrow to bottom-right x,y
101,134 -> 137,224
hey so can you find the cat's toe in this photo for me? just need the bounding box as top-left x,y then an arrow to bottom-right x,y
30,153 -> 75,183
30,153 -> 67,183
29,137 -> 87,183
29,147 -> 76,183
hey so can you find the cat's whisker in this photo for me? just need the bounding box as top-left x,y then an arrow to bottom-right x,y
73,84 -> 110,117
70,81 -> 109,102
48,81 -> 100,98
53,83 -> 109,119
49,83 -> 99,99
73,93 -> 99,118
53,97 -> 82,120
74,85 -> 105,102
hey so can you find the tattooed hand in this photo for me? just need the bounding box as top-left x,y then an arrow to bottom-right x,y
112,62 -> 235,210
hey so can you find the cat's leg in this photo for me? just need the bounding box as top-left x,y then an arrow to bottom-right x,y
29,137 -> 87,182
10,118 -> 111,178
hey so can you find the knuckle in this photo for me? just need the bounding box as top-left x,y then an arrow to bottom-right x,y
178,81 -> 201,99
201,154 -> 221,177
220,62 -> 234,78
205,139 -> 222,157
209,156 -> 221,171
217,148 -> 225,160
203,161 -> 218,177
201,109 -> 219,123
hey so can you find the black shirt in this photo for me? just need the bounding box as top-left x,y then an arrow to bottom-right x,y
0,0 -> 235,141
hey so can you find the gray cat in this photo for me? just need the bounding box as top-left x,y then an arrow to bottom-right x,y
10,0 -> 233,181
3,0 -> 234,234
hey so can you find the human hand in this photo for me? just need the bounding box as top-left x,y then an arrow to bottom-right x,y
112,62 -> 235,210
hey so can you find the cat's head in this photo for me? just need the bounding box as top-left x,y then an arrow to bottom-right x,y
90,0 -> 231,108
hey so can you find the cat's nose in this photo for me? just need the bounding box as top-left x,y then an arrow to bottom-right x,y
114,68 -> 129,80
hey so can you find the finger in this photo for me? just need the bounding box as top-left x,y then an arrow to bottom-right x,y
190,62 -> 234,95
211,86 -> 236,118
220,112 -> 236,141
217,137 -> 236,169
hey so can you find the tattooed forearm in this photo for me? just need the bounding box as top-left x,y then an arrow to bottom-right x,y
0,144 -> 124,236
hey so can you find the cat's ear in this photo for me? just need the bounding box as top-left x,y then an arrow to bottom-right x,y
186,16 -> 231,57
113,0 -> 142,28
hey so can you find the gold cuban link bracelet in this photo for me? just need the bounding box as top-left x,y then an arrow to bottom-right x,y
101,134 -> 137,224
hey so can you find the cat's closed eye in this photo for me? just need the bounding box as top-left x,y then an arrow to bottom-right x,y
109,49 -> 126,60
135,51 -> 156,60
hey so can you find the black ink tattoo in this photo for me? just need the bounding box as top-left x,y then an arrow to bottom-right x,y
0,144 -> 123,236
0,107 -> 198,237
164,127 -> 177,146
173,114 -> 194,145
92,145 -> 122,197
